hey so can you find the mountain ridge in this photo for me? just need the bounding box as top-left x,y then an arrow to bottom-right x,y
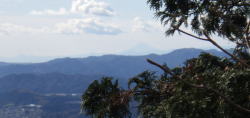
0,48 -> 226,78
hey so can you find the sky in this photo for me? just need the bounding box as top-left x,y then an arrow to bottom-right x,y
0,0 -> 235,62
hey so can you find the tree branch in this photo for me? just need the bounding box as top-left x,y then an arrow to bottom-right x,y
173,27 -> 208,41
173,26 -> 249,67
203,33 -> 249,67
147,59 -> 250,114
244,21 -> 250,49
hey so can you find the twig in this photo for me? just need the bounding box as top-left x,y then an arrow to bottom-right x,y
147,59 -> 250,113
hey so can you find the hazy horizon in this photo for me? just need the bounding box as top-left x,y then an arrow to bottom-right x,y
0,47 -> 225,63
0,0 -> 234,62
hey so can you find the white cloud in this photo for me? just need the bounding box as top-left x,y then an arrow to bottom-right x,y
30,0 -> 115,17
71,0 -> 115,16
0,18 -> 122,36
27,0 -> 117,35
30,8 -> 68,16
55,18 -> 121,35
0,23 -> 49,35
132,17 -> 161,32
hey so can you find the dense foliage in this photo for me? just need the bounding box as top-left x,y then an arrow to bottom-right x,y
81,0 -> 250,117
147,0 -> 250,61
147,0 -> 250,43
81,77 -> 131,118
82,53 -> 250,117
129,53 -> 249,117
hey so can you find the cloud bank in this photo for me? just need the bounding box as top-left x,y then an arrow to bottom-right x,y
132,17 -> 161,32
0,23 -> 49,35
71,0 -> 115,16
0,18 -> 122,35
30,0 -> 115,17
30,8 -> 68,16
55,18 -> 121,35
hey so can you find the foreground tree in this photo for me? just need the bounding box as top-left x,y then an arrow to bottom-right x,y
130,54 -> 250,117
147,0 -> 250,66
81,0 -> 250,117
81,77 -> 131,118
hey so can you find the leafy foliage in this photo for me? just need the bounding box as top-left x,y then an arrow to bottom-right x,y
129,53 -> 250,117
147,0 -> 250,39
147,0 -> 250,57
81,0 -> 250,117
81,77 -> 131,118
128,71 -> 173,118
82,54 -> 250,117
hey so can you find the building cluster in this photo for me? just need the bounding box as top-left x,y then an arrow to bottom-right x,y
0,104 -> 42,118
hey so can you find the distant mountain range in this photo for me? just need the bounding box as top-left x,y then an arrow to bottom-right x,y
0,48 -> 228,94
0,48 -> 226,79
120,43 -> 169,55
0,48 -> 228,118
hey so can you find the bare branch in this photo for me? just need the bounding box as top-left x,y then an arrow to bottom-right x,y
147,59 -> 250,114
172,26 -> 249,67
244,21 -> 250,49
147,59 -> 209,89
172,27 -> 208,41
204,33 -> 249,67
147,59 -> 173,75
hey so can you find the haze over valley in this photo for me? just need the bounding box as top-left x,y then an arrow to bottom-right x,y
0,48 -> 227,117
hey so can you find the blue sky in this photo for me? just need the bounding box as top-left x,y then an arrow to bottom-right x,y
0,0 -> 234,62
